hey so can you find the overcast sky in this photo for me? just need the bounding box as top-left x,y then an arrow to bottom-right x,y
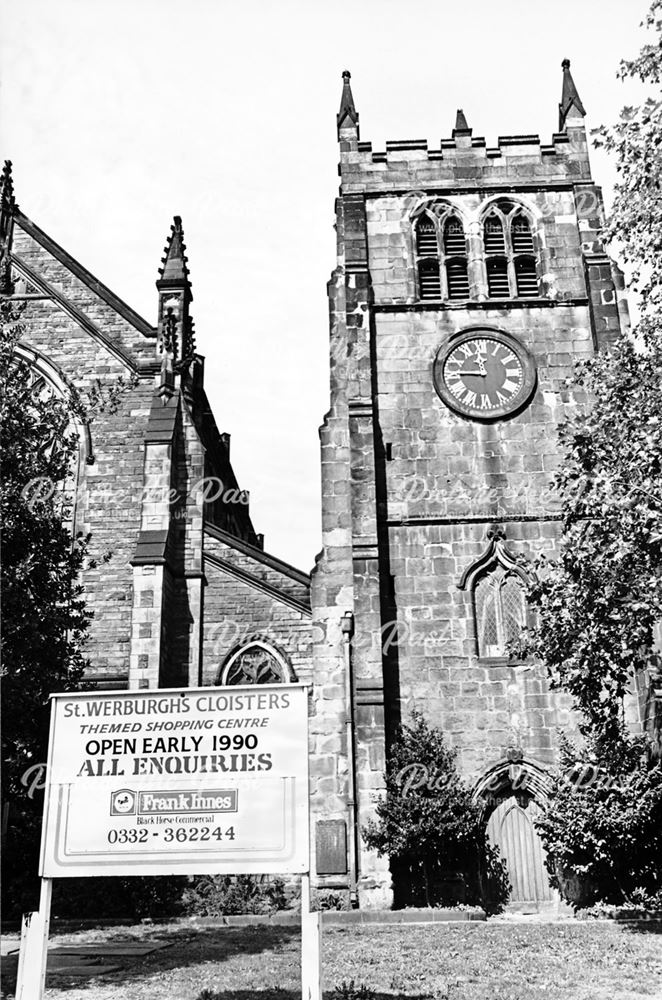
1,0 -> 651,570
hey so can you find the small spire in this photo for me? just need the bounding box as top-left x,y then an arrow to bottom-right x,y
156,216 -> 195,394
158,215 -> 190,285
0,160 -> 16,295
337,70 -> 359,140
559,58 -> 586,131
1,160 -> 16,240
453,109 -> 471,137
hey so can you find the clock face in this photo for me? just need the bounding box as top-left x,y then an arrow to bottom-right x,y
433,331 -> 536,421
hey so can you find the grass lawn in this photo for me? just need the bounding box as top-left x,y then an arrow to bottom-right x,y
2,920 -> 662,1000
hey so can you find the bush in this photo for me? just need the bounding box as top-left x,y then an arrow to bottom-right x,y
362,712 -> 509,913
181,874 -> 287,917
311,889 -> 349,911
536,727 -> 662,908
52,876 -> 186,921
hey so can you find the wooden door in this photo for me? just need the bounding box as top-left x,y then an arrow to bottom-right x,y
487,796 -> 553,903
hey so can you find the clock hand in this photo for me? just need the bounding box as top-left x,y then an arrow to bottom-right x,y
460,369 -> 488,376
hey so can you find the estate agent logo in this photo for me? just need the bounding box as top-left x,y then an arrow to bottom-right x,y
110,789 -> 136,815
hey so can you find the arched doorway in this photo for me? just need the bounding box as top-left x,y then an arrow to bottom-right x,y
487,794 -> 553,904
474,759 -> 554,908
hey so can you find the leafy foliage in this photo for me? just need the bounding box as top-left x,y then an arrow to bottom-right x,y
521,2 -> 662,910
362,713 -> 509,912
332,982 -> 376,1000
522,4 -> 662,736
1,313 -> 91,800
522,337 -> 662,732
1,311 -> 92,913
181,874 -> 288,917
593,0 -> 662,319
311,889 -> 349,911
0,308 -> 132,916
51,874 -> 186,920
535,729 -> 662,907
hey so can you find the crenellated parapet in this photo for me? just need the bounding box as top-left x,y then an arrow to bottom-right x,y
338,60 -> 591,192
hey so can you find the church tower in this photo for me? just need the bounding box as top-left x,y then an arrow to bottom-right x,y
311,63 -> 630,909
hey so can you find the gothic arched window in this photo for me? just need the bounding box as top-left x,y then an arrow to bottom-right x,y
474,567 -> 526,658
483,203 -> 540,299
220,642 -> 292,686
414,210 -> 469,302
458,527 -> 531,659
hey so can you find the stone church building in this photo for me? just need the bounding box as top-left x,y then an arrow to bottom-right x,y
1,62 -> 645,909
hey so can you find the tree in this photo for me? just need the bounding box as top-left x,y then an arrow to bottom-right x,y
362,713 -> 509,912
594,0 -> 662,324
0,304 -> 125,914
1,311 -> 89,783
536,728 -> 662,907
523,339 -> 662,734
523,2 -> 662,737
522,3 -> 662,907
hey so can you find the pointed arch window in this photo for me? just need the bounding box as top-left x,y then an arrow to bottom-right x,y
414,209 -> 468,301
459,527 -> 531,659
474,567 -> 526,657
219,641 -> 293,686
483,203 -> 540,299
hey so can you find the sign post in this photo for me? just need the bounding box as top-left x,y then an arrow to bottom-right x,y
301,873 -> 322,1000
17,684 -> 319,999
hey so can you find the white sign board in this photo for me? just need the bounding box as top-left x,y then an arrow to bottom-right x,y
39,684 -> 309,877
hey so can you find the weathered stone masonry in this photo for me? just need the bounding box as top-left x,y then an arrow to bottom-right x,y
308,63 -> 638,908
1,59 -> 655,912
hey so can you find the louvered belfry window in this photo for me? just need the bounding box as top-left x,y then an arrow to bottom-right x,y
512,213 -> 539,296
484,215 -> 510,298
418,258 -> 442,299
484,205 -> 539,299
415,210 -> 469,301
443,217 -> 469,299
415,215 -> 441,299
